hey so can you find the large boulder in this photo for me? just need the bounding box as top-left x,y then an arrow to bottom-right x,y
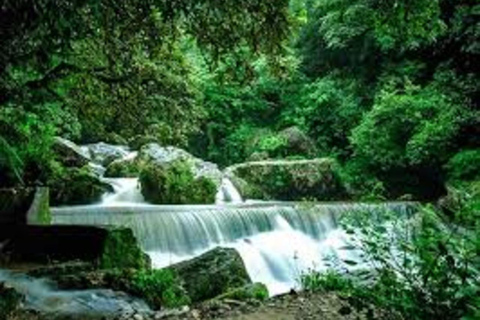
169,247 -> 251,303
138,144 -> 222,204
52,137 -> 91,167
227,158 -> 348,201
86,142 -> 130,166
48,166 -> 113,206
278,126 -> 316,156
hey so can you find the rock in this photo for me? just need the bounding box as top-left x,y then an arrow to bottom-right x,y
133,313 -> 144,320
48,166 -> 113,206
87,142 -> 130,166
53,137 -> 91,167
138,144 -> 222,184
278,126 -> 316,156
138,144 -> 221,204
169,247 -> 251,303
105,154 -> 140,178
226,158 -> 348,201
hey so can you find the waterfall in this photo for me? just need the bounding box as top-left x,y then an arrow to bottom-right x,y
101,178 -> 146,206
215,177 -> 243,204
52,202 -> 413,295
0,269 -> 151,316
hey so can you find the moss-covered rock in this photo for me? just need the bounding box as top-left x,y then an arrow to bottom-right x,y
48,166 -> 113,206
104,157 -> 140,178
100,227 -> 150,270
227,158 -> 348,201
278,126 -> 316,157
169,247 -> 251,303
52,137 -> 91,167
139,160 -> 217,204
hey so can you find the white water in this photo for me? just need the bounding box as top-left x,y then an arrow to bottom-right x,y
0,269 -> 151,317
215,177 -> 243,204
101,178 -> 146,205
52,202 -> 412,295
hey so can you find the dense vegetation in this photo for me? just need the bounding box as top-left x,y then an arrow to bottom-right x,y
1,1 -> 479,318
1,0 -> 478,201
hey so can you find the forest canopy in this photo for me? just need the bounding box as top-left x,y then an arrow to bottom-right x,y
0,0 -> 479,200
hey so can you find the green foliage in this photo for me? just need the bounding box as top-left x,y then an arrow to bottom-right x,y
100,228 -> 149,270
139,161 -> 217,204
445,149 -> 480,182
0,284 -> 23,320
216,283 -> 269,301
105,269 -> 190,309
303,204 -> 480,320
48,164 -> 113,205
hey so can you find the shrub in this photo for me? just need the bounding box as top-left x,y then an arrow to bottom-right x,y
105,269 -> 190,309
301,205 -> 480,320
445,149 -> 480,182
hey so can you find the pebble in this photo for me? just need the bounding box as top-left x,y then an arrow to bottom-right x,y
133,314 -> 144,320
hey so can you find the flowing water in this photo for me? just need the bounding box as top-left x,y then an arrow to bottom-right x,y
48,151 -> 414,296
52,200 -> 413,295
0,269 -> 151,317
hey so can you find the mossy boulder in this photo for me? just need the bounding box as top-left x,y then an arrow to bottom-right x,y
138,144 -> 221,204
52,137 -> 91,167
169,247 -> 251,303
0,283 -> 23,320
48,166 -> 113,206
104,156 -> 140,178
227,158 -> 348,201
100,227 -> 150,270
278,126 -> 316,157
139,160 -> 217,204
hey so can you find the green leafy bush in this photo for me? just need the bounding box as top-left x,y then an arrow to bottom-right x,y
105,269 -> 190,309
445,149 -> 480,182
302,204 -> 480,320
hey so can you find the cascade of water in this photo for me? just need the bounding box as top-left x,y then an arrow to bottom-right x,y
100,178 -> 146,206
52,202 -> 413,295
215,178 -> 243,204
0,269 -> 151,316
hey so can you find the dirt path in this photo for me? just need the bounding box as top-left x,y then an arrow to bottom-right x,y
171,292 -> 367,320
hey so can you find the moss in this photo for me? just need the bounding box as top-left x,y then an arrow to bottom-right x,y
139,160 -> 217,204
48,165 -> 113,205
100,227 -> 150,270
230,158 -> 348,201
104,159 -> 140,178
27,187 -> 51,225
215,283 -> 269,301
170,247 -> 251,303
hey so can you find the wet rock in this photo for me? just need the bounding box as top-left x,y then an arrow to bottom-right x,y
87,142 -> 130,166
169,247 -> 251,303
53,137 -> 91,167
227,158 -> 348,201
